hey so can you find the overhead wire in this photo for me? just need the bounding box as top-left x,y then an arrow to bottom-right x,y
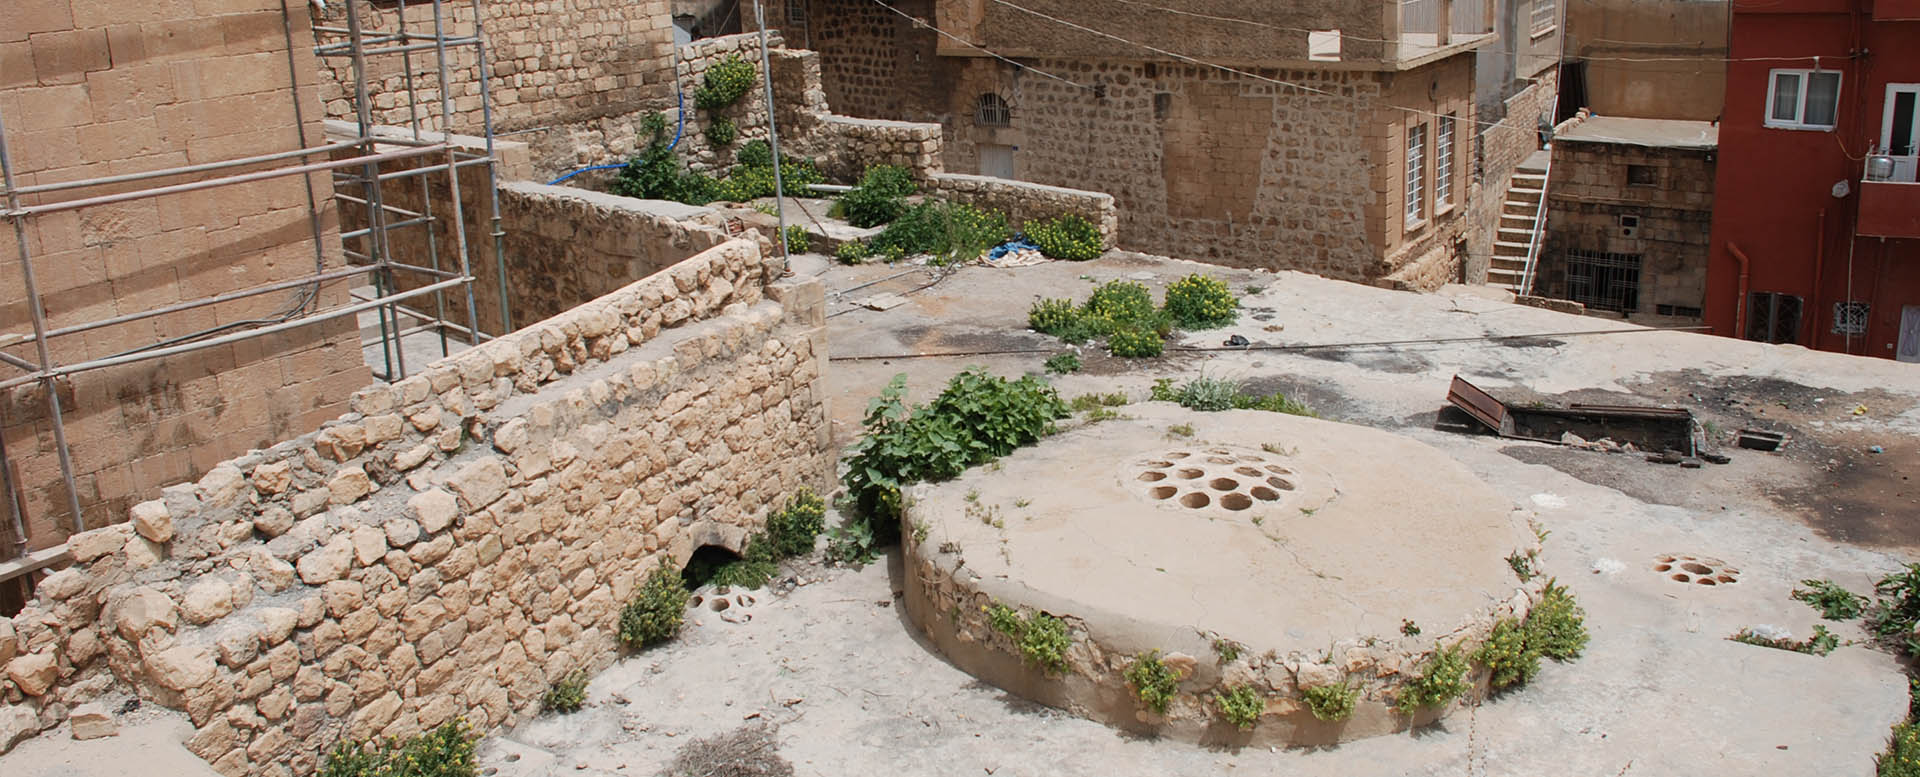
857,0 -> 1096,91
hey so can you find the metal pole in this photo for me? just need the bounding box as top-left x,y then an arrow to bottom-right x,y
0,104 -> 88,534
278,0 -> 330,320
474,34 -> 511,336
430,0 -> 487,343
345,0 -> 407,381
395,0 -> 454,359
754,0 -> 791,270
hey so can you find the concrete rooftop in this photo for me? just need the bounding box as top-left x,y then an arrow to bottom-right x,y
1558,116 -> 1720,149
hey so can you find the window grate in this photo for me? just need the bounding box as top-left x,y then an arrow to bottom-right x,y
976,93 -> 1011,126
1565,249 -> 1641,313
1405,123 -> 1426,226
1833,301 -> 1870,334
1436,114 -> 1454,206
1746,292 -> 1804,343
1530,0 -> 1557,34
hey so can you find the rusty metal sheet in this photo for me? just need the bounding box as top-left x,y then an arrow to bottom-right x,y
1447,375 -> 1511,436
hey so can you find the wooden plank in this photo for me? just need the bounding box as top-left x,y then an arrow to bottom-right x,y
0,544 -> 71,583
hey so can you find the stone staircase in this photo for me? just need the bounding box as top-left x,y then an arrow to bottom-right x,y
1487,149 -> 1550,295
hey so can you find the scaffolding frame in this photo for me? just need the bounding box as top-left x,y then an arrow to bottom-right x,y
0,0 -> 506,570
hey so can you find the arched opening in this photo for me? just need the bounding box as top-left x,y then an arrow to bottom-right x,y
976,92 -> 1011,127
680,544 -> 746,589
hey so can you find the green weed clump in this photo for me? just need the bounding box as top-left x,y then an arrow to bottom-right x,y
694,55 -> 755,109
1214,684 -> 1263,730
1880,721 -> 1920,777
1730,624 -> 1839,656
986,603 -> 1073,673
839,164 -> 916,227
1150,376 -> 1316,417
1043,352 -> 1081,374
542,670 -> 588,714
1025,214 -> 1104,260
841,371 -> 1066,543
609,124 -> 822,206
1164,274 -> 1238,329
835,240 -> 870,264
1527,580 -> 1590,660
321,719 -> 477,777
1068,392 -> 1129,411
619,559 -> 689,649
1107,325 -> 1163,357
782,225 -> 811,254
703,116 -> 737,148
1793,579 -> 1868,620
1872,564 -> 1920,656
1395,645 -> 1469,714
870,200 -> 1010,264
765,489 -> 827,557
1301,681 -> 1358,722
1126,651 -> 1181,714
1474,617 -> 1538,690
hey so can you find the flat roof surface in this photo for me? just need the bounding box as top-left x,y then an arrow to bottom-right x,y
1559,116 -> 1719,149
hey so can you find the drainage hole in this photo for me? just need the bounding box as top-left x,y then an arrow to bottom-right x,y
1180,492 -> 1211,509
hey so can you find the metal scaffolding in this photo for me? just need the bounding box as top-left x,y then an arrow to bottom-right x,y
0,0 -> 505,577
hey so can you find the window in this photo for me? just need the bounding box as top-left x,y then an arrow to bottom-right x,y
1405,123 -> 1427,227
1746,292 -> 1803,343
1833,301 -> 1870,335
1530,0 -> 1557,34
1566,249 -> 1641,313
1765,69 -> 1841,130
1435,113 -> 1455,207
976,93 -> 1011,127
1656,304 -> 1703,318
1627,164 -> 1657,187
786,0 -> 807,25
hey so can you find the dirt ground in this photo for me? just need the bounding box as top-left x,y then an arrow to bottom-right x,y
469,252 -> 1916,776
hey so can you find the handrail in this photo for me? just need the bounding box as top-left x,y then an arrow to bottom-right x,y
1517,145 -> 1553,297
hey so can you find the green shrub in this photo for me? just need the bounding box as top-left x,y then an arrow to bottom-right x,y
870,201 -> 1010,265
1083,280 -> 1156,326
1214,684 -> 1263,730
1164,274 -> 1238,329
1794,578 -> 1868,620
1396,645 -> 1469,714
694,55 -> 755,109
840,165 -> 917,228
1170,376 -> 1238,411
610,113 -> 715,205
1125,651 -> 1180,714
1301,681 -> 1358,722
708,537 -> 779,589
835,240 -> 871,264
542,670 -> 588,713
783,225 -> 811,254
1068,392 -> 1129,411
1044,352 -> 1081,374
986,603 -> 1072,673
709,154 -> 824,203
841,371 -> 1066,542
1880,721 -> 1920,777
704,116 -> 737,148
1107,325 -> 1163,358
1473,617 -> 1539,690
1526,579 -> 1590,660
619,560 -> 689,649
1872,564 -> 1920,656
1026,214 -> 1104,260
766,488 -> 826,557
1028,298 -> 1081,336
321,719 -> 477,777
1231,390 -> 1317,417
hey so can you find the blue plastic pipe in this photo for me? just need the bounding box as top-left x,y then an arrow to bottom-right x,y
546,87 -> 687,186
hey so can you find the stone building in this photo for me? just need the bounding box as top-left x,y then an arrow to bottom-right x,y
1534,114 -> 1718,320
0,0 -> 370,578
1563,0 -> 1727,122
802,0 -> 1562,290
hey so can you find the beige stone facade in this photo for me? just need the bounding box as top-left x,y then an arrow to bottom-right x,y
1565,0 -> 1727,122
1537,115 -> 1717,318
0,0 -> 369,555
0,238 -> 834,770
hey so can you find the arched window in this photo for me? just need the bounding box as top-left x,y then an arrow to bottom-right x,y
975,93 -> 1011,127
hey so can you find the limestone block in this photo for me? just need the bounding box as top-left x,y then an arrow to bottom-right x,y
448,457 -> 507,511
114,587 -> 179,640
36,568 -> 86,601
297,536 -> 355,585
409,489 -> 459,534
182,578 -> 236,625
125,535 -> 164,569
6,651 -> 57,696
129,499 -> 174,543
328,467 -> 372,505
198,465 -> 248,508
147,645 -> 217,692
316,424 -> 367,462
69,524 -> 130,562
255,608 -> 298,647
384,518 -> 422,548
290,487 -> 331,518
0,703 -> 38,754
252,461 -> 292,495
351,526 -> 387,566
254,506 -> 295,538
0,617 -> 13,665
363,414 -> 404,445
248,550 -> 296,594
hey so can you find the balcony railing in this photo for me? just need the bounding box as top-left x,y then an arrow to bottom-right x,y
1858,180 -> 1920,239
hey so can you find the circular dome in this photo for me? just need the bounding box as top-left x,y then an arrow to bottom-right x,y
900,405 -> 1544,747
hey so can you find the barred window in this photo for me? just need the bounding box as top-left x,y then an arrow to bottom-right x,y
1435,113 -> 1455,206
1405,122 -> 1427,227
976,93 -> 1011,126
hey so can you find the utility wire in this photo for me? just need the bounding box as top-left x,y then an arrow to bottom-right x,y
858,0 -> 1096,91
827,325 -> 1709,362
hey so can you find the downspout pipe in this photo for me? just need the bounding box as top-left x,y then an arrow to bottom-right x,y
1808,209 -> 1826,348
1729,242 -> 1752,338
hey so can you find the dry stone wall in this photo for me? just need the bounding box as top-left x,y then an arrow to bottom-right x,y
930,174 -> 1118,245
0,240 -> 834,775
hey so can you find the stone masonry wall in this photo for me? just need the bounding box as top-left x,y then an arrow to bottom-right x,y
930,174 -> 1118,246
1538,130 -> 1715,316
0,0 -> 370,554
0,238 -> 834,773
1463,71 -> 1558,284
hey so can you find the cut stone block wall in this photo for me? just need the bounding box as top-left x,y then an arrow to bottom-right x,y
1537,131 -> 1716,316
0,238 -> 834,773
929,174 -> 1118,246
1463,70 -> 1558,284
0,0 -> 369,555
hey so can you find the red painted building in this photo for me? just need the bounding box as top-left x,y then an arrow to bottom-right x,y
1705,0 -> 1920,361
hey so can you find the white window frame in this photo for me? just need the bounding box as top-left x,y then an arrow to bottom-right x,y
1405,122 -> 1427,229
1413,122 -> 1428,227
1764,68 -> 1842,131
1530,0 -> 1557,36
1435,113 -> 1455,210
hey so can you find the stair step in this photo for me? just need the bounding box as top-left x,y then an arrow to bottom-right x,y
1490,258 -> 1530,269
1497,228 -> 1535,239
1494,240 -> 1532,250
